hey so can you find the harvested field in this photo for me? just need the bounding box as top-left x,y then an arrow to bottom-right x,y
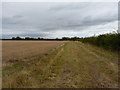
2,40 -> 66,63
2,41 -> 118,88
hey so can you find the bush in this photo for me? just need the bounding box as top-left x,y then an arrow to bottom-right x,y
79,33 -> 120,51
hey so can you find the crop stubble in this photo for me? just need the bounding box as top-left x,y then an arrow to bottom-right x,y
2,40 -> 67,63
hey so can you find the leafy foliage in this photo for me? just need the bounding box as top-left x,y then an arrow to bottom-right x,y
79,33 -> 120,51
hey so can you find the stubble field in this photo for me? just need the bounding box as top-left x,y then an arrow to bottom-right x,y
2,40 -> 66,63
2,40 -> 118,88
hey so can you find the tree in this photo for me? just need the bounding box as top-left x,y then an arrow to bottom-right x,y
12,37 -> 16,40
16,36 -> 22,40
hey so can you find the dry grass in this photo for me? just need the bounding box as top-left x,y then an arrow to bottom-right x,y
2,41 -> 118,88
2,40 -> 66,63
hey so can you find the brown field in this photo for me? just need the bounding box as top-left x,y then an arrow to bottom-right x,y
2,40 -> 66,63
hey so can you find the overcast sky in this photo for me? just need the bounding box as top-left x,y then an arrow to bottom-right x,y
2,2 -> 118,39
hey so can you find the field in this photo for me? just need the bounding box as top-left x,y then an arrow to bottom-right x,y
2,41 -> 118,88
2,41 -> 66,63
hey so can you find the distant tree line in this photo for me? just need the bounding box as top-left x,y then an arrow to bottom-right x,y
11,36 -> 80,41
12,37 -> 44,40
11,33 -> 120,51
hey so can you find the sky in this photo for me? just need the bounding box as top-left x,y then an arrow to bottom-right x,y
1,2 -> 118,39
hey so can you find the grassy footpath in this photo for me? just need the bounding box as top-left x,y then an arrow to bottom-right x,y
3,42 -> 118,88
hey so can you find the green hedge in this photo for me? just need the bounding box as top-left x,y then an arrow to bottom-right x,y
79,33 -> 120,51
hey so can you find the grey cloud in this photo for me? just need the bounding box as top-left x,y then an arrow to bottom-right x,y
2,33 -> 48,39
13,15 -> 23,18
2,2 -> 118,38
